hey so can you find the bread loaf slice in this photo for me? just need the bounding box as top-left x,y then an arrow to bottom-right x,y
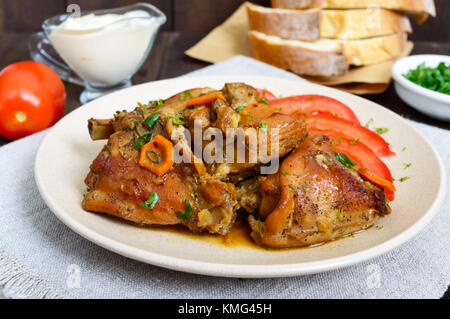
249,31 -> 407,76
321,9 -> 412,39
247,3 -> 321,41
272,0 -> 436,21
249,30 -> 347,76
247,3 -> 412,40
271,0 -> 324,10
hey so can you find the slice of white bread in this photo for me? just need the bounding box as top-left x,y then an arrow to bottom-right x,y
321,9 -> 412,39
249,30 -> 407,76
271,0 -> 324,9
247,3 -> 412,40
271,0 -> 436,22
247,3 -> 321,41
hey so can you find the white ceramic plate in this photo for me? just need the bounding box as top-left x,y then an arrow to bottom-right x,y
392,54 -> 450,121
35,76 -> 446,278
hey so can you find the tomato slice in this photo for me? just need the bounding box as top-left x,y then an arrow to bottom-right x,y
309,129 -> 395,201
274,95 -> 360,125
306,114 -> 395,157
359,168 -> 396,192
257,89 -> 277,101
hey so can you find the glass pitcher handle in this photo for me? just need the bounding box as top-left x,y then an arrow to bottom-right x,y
29,32 -> 85,87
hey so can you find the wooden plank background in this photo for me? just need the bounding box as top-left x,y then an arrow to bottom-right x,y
0,0 -> 448,41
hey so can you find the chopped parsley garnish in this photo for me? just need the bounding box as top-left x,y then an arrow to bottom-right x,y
260,121 -> 269,132
281,170 -> 290,175
402,147 -> 407,152
334,153 -> 356,169
375,127 -> 389,135
145,113 -> 160,129
141,192 -> 159,210
365,118 -> 374,128
403,62 -> 450,95
376,226 -> 384,230
146,150 -> 162,164
135,133 -> 153,150
166,114 -> 186,125
403,163 -> 412,169
179,90 -> 192,101
399,176 -> 410,182
176,200 -> 193,221
349,137 -> 360,145
258,98 -> 270,106
235,105 -> 246,113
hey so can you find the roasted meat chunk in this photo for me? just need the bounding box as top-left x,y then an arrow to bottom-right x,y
249,135 -> 391,248
83,82 -> 392,246
83,130 -> 238,235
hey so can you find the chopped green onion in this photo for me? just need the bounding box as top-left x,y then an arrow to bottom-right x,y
135,133 -> 153,150
235,105 -> 245,113
399,176 -> 410,182
140,99 -> 164,113
176,200 -> 193,221
349,137 -> 360,145
179,90 -> 192,101
166,114 -> 186,125
146,150 -> 162,164
141,192 -> 160,210
403,62 -> 450,95
403,163 -> 412,169
145,114 -> 160,129
365,118 -> 374,128
258,98 -> 270,106
260,122 -> 268,132
334,153 -> 356,169
375,127 -> 389,135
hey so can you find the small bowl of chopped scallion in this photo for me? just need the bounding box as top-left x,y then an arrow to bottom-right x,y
392,55 -> 450,121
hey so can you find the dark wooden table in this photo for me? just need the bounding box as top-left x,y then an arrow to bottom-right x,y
0,31 -> 448,298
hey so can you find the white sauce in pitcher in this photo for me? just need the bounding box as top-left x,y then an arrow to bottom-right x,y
49,10 -> 159,85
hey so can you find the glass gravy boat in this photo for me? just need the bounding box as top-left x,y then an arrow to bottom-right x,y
29,3 -> 166,103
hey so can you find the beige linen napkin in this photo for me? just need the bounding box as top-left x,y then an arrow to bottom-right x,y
185,2 -> 414,94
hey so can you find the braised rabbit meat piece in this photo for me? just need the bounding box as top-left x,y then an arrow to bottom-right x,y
83,82 -> 392,248
249,135 -> 391,248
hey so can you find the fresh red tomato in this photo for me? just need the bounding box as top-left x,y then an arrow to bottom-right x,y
0,61 -> 66,140
257,89 -> 277,101
274,95 -> 360,125
309,129 -> 395,201
305,114 -> 395,157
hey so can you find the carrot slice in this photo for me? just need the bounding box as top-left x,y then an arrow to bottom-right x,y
187,92 -> 225,106
359,167 -> 396,201
139,135 -> 174,177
